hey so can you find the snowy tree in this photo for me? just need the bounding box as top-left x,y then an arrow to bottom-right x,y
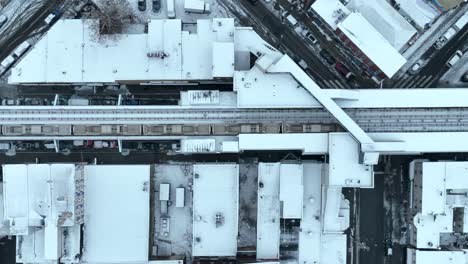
94,0 -> 134,35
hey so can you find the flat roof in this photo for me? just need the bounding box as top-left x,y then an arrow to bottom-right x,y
311,0 -> 351,30
2,164 -> 76,229
9,18 -> 235,84
395,0 -> 439,28
328,133 -> 373,187
237,88 -> 468,109
346,0 -> 417,50
413,162 -> 468,249
337,13 -> 407,77
83,165 -> 150,263
279,164 -> 303,219
192,164 -> 239,256
256,163 -> 281,260
299,163 -> 323,264
413,250 -> 466,264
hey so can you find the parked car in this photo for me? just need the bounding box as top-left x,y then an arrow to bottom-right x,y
385,239 -> 393,256
446,50 -> 463,67
462,71 -> 468,82
409,60 -> 423,75
320,49 -> 335,65
335,62 -> 353,79
152,0 -> 161,12
44,14 -> 56,25
0,14 -> 7,28
138,0 -> 147,11
301,30 -> 318,45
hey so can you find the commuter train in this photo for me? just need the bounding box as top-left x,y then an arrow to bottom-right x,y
0,123 -> 342,136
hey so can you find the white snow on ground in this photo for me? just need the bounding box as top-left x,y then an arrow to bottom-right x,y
95,0 -> 238,26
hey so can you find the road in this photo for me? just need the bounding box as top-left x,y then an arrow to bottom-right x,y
272,0 -> 377,88
392,26 -> 468,88
225,0 -> 352,88
0,237 -> 15,264
0,0 -> 66,62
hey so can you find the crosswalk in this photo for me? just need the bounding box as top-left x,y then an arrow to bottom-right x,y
393,74 -> 435,88
315,79 -> 347,88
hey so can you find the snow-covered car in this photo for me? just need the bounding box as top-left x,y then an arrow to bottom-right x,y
0,55 -> 15,69
44,14 -> 56,25
409,60 -> 423,75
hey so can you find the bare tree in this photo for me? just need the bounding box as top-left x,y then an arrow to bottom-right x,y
94,0 -> 134,35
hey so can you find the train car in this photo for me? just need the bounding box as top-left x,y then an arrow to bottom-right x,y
282,124 -> 337,133
2,125 -> 72,136
73,125 -> 141,136
212,124 -> 241,135
143,124 -> 211,136
260,124 -> 282,133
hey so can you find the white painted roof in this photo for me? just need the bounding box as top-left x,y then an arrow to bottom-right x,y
279,164 -> 304,219
346,0 -> 417,50
337,13 -> 407,78
9,18 -> 235,84
192,164 -> 239,256
83,165 -> 150,263
256,163 -> 281,260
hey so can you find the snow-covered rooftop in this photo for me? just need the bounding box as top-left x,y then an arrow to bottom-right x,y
395,0 -> 439,29
346,0 -> 417,50
337,13 -> 407,78
279,164 -> 304,219
192,164 -> 239,257
2,164 -> 81,263
9,18 -> 235,84
83,165 -> 150,263
311,0 -> 351,30
256,163 -> 281,260
412,162 -> 468,249
408,249 -> 468,264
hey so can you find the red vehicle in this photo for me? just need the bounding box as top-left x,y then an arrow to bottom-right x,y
335,62 -> 354,80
